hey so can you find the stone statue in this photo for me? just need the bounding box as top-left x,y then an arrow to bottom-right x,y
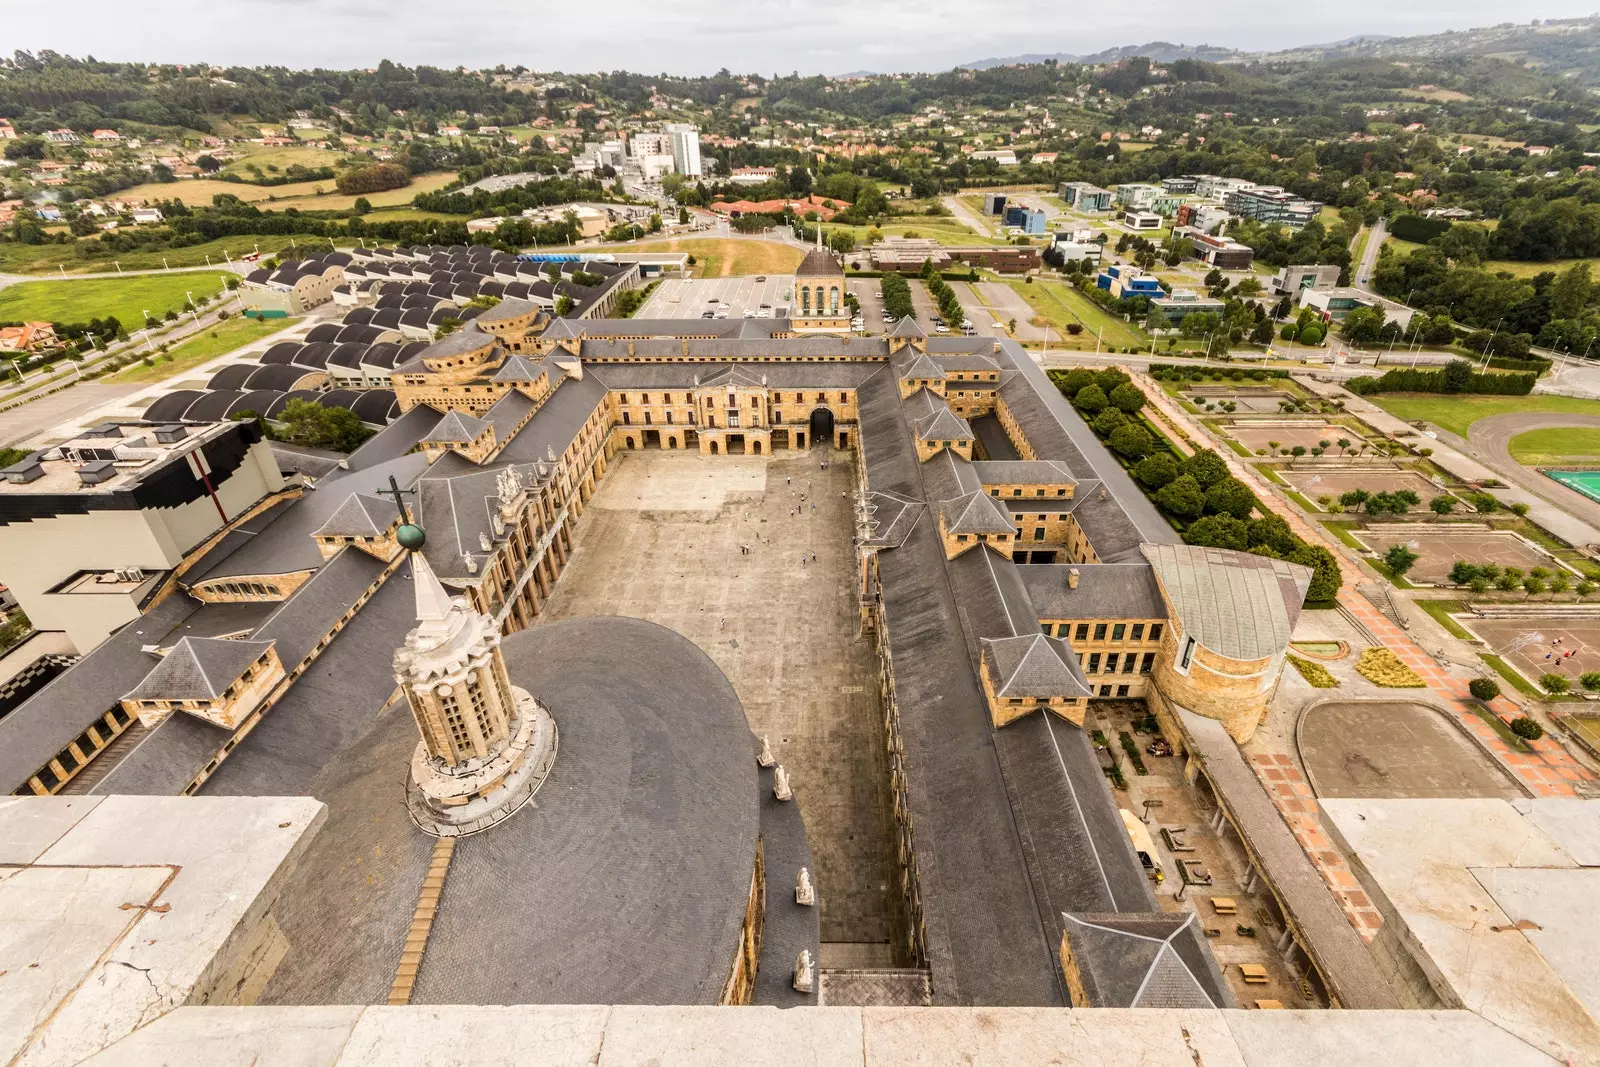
773,765 -> 793,801
793,949 -> 815,994
462,553 -> 478,575
757,735 -> 776,768
478,531 -> 492,552
796,867 -> 815,906
496,465 -> 521,505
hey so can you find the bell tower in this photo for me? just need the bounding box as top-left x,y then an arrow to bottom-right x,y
394,529 -> 558,837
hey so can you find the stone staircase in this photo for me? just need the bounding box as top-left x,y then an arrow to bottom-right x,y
1358,582 -> 1408,631
388,836 -> 455,1005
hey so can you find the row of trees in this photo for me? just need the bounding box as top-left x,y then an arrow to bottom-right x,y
1347,359 -> 1537,397
880,273 -> 914,321
920,260 -> 964,326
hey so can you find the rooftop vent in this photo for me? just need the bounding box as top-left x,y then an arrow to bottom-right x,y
76,459 -> 117,486
1,457 -> 42,484
153,424 -> 188,444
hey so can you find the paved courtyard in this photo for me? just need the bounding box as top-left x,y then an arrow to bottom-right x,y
1298,700 -> 1520,799
1227,422 -> 1347,453
1355,527 -> 1567,585
537,449 -> 898,955
1465,616 -> 1600,691
1279,469 -> 1448,511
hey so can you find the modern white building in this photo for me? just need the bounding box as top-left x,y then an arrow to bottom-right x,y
666,123 -> 702,177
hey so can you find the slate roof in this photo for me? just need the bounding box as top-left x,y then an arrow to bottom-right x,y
314,493 -> 396,538
1141,543 -> 1311,661
490,354 -> 544,383
888,317 -> 927,339
121,636 -> 273,702
983,633 -> 1093,698
422,410 -> 490,444
913,404 -> 972,443
901,354 -> 947,381
796,246 -> 841,277
1060,913 -> 1227,1008
419,324 -> 499,360
940,490 -> 1017,535
475,295 -> 539,324
971,460 -> 1077,486
1017,563 -> 1168,620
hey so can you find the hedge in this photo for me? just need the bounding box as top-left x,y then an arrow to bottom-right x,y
1389,213 -> 1452,244
1485,355 -> 1552,373
1346,366 -> 1537,396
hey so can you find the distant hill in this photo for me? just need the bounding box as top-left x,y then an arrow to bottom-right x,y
959,17 -> 1600,82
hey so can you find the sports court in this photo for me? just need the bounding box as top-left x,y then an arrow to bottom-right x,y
1279,470 -> 1448,511
1356,527 -> 1564,585
1463,616 -> 1600,690
1546,469 -> 1600,504
1227,422 -> 1350,453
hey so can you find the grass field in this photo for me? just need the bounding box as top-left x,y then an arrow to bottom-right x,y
221,145 -> 348,179
833,220 -> 1007,247
1384,237 -> 1426,259
1508,427 -> 1600,465
1372,393 -> 1600,439
110,315 -> 301,384
0,235 -> 312,276
118,171 -> 457,211
581,238 -> 803,277
359,208 -> 469,224
1483,257 -> 1600,279
0,273 -> 231,329
1009,279 -> 1147,348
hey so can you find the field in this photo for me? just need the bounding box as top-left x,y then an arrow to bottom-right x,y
1510,427 -> 1600,466
1006,278 -> 1146,348
1398,88 -> 1473,102
0,273 -> 231,329
1482,257 -> 1600,279
1279,469 -> 1447,510
0,235 -> 313,277
220,145 -> 348,179
109,315 -> 301,384
1383,237 -> 1426,259
582,238 -> 803,278
1466,617 -> 1600,691
358,208 -> 468,225
834,221 -> 1007,247
1371,394 -> 1600,439
117,171 -> 457,211
1355,527 -> 1563,586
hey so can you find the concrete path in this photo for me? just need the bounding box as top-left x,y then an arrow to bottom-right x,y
974,283 -> 1058,342
940,196 -> 994,239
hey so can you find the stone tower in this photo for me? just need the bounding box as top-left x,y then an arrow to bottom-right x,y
396,550 -> 558,836
792,227 -> 849,335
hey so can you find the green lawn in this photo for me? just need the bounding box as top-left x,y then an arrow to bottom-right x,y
1371,393 -> 1600,439
1483,257 -> 1600,279
0,273 -> 230,330
1508,426 -> 1600,465
1010,279 -> 1147,349
0,235 -> 311,276
110,315 -> 302,384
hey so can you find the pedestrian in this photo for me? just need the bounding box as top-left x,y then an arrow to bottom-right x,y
811,552 -> 817,562
786,476 -> 791,485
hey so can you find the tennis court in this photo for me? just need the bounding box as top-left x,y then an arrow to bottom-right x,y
1546,469 -> 1600,504
1356,528 -> 1565,585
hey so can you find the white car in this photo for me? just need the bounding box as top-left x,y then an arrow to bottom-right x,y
935,324 -> 950,334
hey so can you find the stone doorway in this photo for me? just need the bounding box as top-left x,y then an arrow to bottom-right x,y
809,407 -> 835,448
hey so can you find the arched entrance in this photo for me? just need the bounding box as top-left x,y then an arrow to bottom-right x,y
809,407 -> 835,448
625,436 -> 636,450
709,440 -> 719,455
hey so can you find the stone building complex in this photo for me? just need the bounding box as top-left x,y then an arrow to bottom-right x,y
0,287 -> 1322,1013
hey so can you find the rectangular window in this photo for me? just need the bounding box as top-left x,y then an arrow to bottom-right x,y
1033,528 -> 1045,541
641,393 -> 650,404
1131,623 -> 1145,641
1122,654 -> 1137,674
619,393 -> 628,403
1141,653 -> 1156,674
1116,684 -> 1130,697
1036,489 -> 1045,497
1112,623 -> 1126,641
1150,623 -> 1164,642
1093,623 -> 1108,641
1012,488 -> 1022,497
1177,636 -> 1196,673
1088,653 -> 1102,673
1075,624 -> 1089,641
1099,684 -> 1112,697
1104,653 -> 1119,674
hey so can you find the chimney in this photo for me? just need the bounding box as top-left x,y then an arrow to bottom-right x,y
1067,567 -> 1080,589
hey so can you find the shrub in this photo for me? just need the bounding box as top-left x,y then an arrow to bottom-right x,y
1355,647 -> 1426,687
1510,716 -> 1545,740
1288,654 -> 1338,688
1298,324 -> 1324,345
1135,452 -> 1179,489
1383,544 -> 1419,577
1074,384 -> 1108,414
1155,474 -> 1206,518
1109,382 -> 1146,413
1109,423 -> 1154,459
1468,677 -> 1501,702
1581,671 -> 1600,691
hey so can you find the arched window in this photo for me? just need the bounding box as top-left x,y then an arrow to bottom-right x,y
801,287 -> 811,314
829,286 -> 840,313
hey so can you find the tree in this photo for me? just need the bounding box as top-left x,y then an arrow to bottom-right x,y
1289,544 -> 1342,601
274,399 -> 373,452
335,162 -> 411,196
1180,450 -> 1230,488
1511,715 -> 1546,739
1155,474 -> 1206,518
1108,382 -> 1145,413
1250,318 -> 1274,345
1092,409 -> 1128,436
1185,514 -> 1250,550
1204,477 -> 1256,519
555,294 -> 576,316
1109,424 -> 1153,459
1135,452 -> 1179,489
1579,580 -> 1598,600
1288,445 -> 1307,465
1074,384 -> 1107,415
1549,573 -> 1571,597
1383,544 -> 1419,577
1339,306 -> 1386,345
1468,677 -> 1501,702
352,197 -> 372,214
1524,576 -> 1547,599
1298,324 -> 1324,345
1442,359 -> 1473,393
1336,437 -> 1351,456
1582,672 -> 1600,692
1430,496 -> 1456,515
1339,489 -> 1369,512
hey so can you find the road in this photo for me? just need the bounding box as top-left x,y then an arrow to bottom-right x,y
1352,218 -> 1386,292
1464,413 -> 1600,541
940,196 -> 995,239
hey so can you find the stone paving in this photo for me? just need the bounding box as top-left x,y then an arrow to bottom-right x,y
1140,376 -> 1597,942
536,448 -> 898,953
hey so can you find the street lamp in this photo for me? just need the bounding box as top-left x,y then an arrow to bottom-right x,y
162,256 -> 169,271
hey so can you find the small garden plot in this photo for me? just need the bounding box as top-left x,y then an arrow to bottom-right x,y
1228,422 -> 1349,454
1279,470 -> 1447,513
1355,528 -> 1565,587
1183,390 -> 1297,414
1355,647 -> 1426,688
1287,654 -> 1338,687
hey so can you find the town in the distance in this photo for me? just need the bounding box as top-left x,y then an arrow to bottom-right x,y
1,17 -> 1600,1066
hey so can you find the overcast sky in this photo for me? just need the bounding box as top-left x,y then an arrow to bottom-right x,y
8,2 -> 1598,76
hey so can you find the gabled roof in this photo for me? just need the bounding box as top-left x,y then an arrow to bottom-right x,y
475,295 -> 539,324
422,410 -> 490,444
314,493 -> 396,538
1140,543 -> 1312,661
940,490 -> 1016,535
900,354 -> 947,381
888,316 -> 927,339
914,404 -> 972,442
982,633 -> 1092,698
1060,912 -> 1221,1008
122,637 -> 274,703
491,354 -> 545,383
699,364 -> 766,389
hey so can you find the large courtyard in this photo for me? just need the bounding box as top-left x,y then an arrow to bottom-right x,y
536,448 -> 899,962
1354,527 -> 1567,585
1297,700 -> 1520,799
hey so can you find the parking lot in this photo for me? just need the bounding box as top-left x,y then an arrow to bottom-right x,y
636,275 -> 796,320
